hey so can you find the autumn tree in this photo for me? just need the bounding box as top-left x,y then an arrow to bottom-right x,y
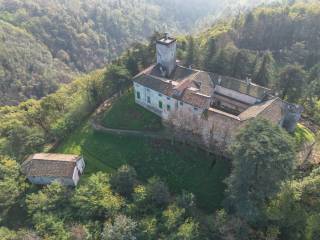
102,214 -> 137,240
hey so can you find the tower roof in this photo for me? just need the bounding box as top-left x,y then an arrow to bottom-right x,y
156,36 -> 176,45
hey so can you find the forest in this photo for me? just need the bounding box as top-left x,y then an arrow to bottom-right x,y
0,0 -> 277,105
0,0 -> 320,239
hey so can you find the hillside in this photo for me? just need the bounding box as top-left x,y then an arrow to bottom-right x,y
0,2 -> 320,239
0,20 -> 73,105
177,1 -> 320,122
0,0 -> 277,105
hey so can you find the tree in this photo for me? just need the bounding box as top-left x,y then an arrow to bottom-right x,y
279,65 -> 306,102
266,167 -> 320,239
110,165 -> 137,198
146,177 -> 170,207
225,119 -> 296,223
26,181 -> 69,216
232,49 -> 254,80
102,214 -> 137,240
254,51 -> 275,87
185,36 -> 197,67
0,156 -> 25,222
72,172 -> 123,219
0,227 -> 17,240
125,53 -> 140,76
203,38 -> 217,71
137,217 -> 157,240
33,212 -> 70,240
105,64 -> 131,93
162,204 -> 186,232
175,218 -> 199,240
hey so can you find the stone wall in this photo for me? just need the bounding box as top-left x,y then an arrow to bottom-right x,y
167,106 -> 241,154
258,99 -> 284,125
167,99 -> 285,155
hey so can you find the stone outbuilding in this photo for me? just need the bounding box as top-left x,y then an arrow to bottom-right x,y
21,153 -> 85,186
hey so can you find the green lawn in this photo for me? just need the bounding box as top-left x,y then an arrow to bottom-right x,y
56,92 -> 230,211
56,122 -> 230,211
102,91 -> 163,131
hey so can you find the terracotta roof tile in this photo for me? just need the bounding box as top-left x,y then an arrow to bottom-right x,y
21,153 -> 80,178
239,98 -> 281,120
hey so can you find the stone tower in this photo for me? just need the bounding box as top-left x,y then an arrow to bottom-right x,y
156,33 -> 177,77
282,103 -> 303,133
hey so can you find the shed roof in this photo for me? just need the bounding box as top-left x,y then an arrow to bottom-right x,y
239,98 -> 282,121
210,74 -> 271,99
21,153 -> 81,178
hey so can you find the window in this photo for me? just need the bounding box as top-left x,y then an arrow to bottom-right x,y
167,97 -> 171,100
136,91 -> 141,99
180,101 -> 183,106
158,93 -> 162,97
167,105 -> 171,111
147,96 -> 151,104
159,101 -> 163,109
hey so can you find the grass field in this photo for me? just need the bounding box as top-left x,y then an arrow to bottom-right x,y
56,93 -> 230,211
102,91 -> 163,131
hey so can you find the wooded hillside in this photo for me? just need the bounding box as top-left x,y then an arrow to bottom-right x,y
0,0 -> 277,105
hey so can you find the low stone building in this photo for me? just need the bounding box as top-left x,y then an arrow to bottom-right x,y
133,34 -> 302,153
21,153 -> 85,186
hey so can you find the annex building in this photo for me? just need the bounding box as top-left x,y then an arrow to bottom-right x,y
21,153 -> 85,186
133,35 -> 302,152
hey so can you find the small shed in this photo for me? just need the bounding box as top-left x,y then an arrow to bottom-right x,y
21,153 -> 85,186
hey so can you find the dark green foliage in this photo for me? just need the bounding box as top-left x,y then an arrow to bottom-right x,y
267,167 -> 320,240
203,37 -> 217,71
254,51 -> 275,87
232,49 -> 254,79
226,119 -> 295,223
280,64 -> 306,102
146,177 -> 170,207
110,165 -> 137,198
185,36 -> 198,67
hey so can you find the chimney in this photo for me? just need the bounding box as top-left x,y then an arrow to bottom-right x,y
156,34 -> 177,77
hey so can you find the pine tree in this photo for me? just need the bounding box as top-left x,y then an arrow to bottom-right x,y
254,51 -> 275,87
185,36 -> 197,67
203,38 -> 217,71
